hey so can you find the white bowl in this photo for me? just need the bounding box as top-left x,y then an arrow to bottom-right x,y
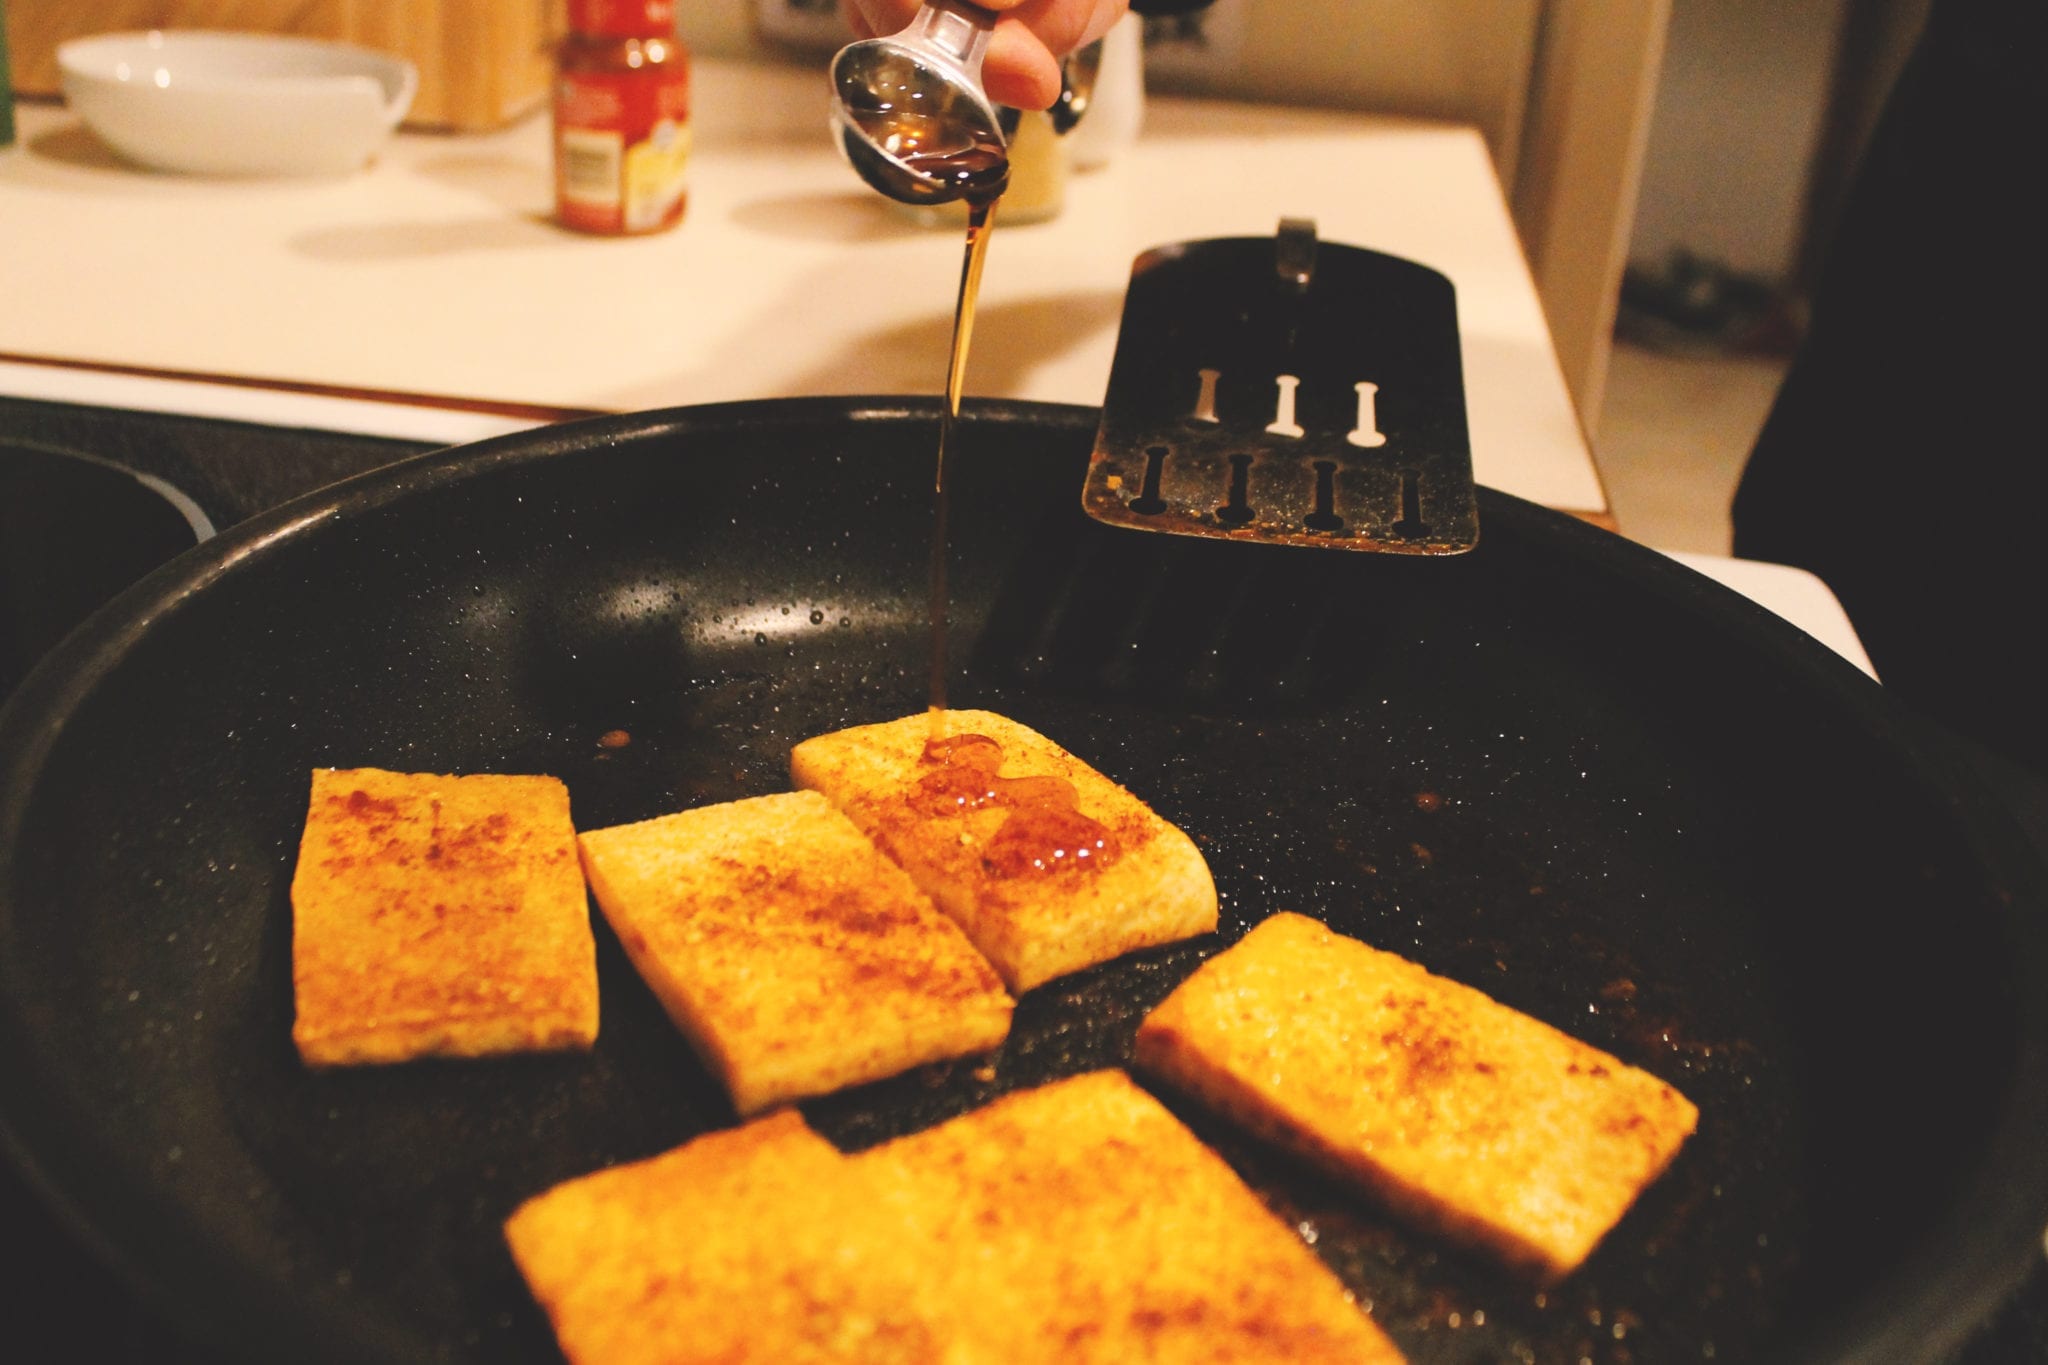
57,31 -> 418,177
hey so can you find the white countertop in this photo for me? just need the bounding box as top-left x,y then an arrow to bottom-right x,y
0,56 -> 1605,515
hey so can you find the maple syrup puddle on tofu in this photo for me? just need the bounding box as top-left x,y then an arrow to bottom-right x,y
916,733 -> 1121,877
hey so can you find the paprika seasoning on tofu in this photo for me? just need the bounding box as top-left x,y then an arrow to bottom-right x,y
553,0 -> 691,235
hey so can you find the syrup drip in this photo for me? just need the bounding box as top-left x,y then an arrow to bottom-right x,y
927,196 -> 999,733
916,733 -> 1121,877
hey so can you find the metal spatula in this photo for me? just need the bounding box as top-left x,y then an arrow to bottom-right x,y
1083,219 -> 1479,553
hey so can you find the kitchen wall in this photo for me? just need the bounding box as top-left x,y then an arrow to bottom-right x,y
1624,0 -> 1930,288
695,0 -> 1924,300
685,0 -> 1544,175
1626,0 -> 1850,283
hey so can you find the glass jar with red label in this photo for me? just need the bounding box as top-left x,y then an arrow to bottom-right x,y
554,0 -> 691,235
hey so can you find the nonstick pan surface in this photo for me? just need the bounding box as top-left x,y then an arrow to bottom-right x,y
2,399 -> 2046,1365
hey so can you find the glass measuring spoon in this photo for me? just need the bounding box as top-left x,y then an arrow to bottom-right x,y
830,0 -> 1011,205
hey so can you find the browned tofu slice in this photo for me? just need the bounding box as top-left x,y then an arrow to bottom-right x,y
1135,912 -> 1699,1282
290,767 -> 598,1067
853,1070 -> 1405,1363
504,1111 -> 950,1365
790,709 -> 1217,992
577,790 -> 1013,1115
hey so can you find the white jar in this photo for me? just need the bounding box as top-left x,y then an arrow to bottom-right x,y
1068,12 -> 1144,173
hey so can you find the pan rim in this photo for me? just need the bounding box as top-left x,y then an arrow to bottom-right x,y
2,395 -> 2046,1364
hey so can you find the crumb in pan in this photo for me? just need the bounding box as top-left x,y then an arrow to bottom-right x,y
289,767 -> 598,1067
1135,912 -> 1699,1283
791,709 -> 1217,991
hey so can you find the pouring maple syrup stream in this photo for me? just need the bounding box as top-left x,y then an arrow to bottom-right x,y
832,38 -> 1116,874
929,188 -> 1001,732
824,7 -> 1014,734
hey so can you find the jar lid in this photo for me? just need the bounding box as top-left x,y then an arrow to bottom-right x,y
568,0 -> 677,38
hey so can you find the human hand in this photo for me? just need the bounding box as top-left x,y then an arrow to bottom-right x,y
840,0 -> 1129,111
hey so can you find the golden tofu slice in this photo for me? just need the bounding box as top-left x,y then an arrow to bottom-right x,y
577,790 -> 1013,1115
290,768 -> 598,1068
1135,912 -> 1699,1283
504,1111 -> 951,1365
790,710 -> 1217,992
853,1070 -> 1405,1363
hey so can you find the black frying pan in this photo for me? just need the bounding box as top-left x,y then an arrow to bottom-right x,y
3,399 -> 2046,1365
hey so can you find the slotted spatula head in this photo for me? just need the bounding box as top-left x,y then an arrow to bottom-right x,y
1083,219 -> 1479,553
